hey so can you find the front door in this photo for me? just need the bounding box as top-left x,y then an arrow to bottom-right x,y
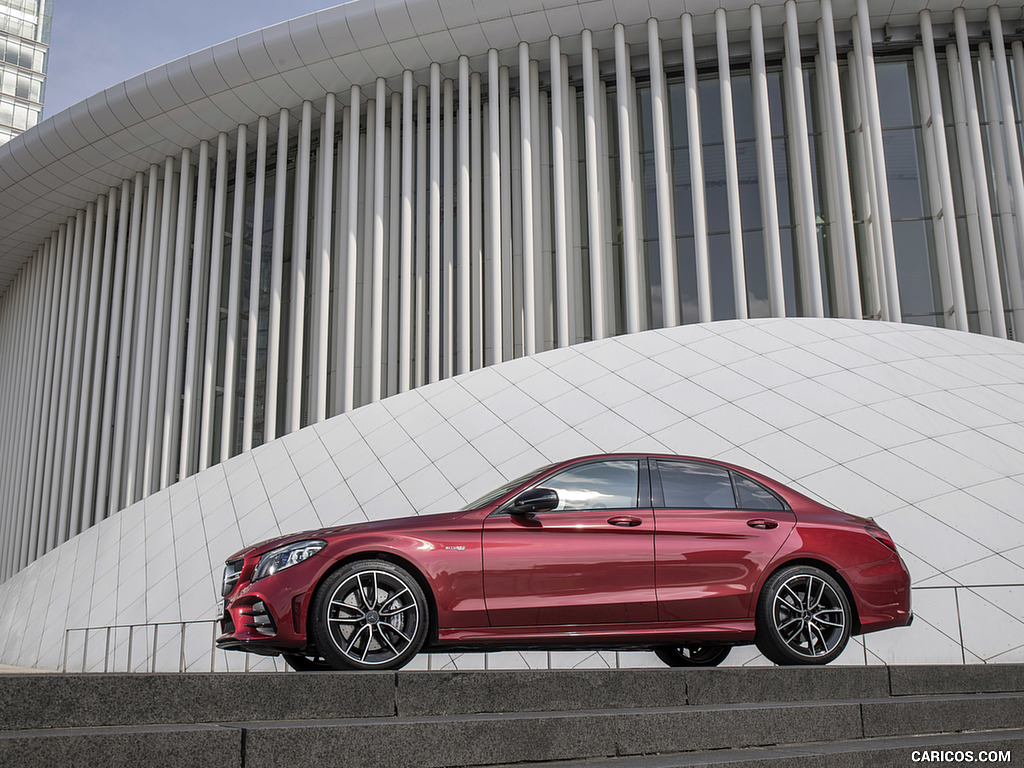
482,458 -> 657,626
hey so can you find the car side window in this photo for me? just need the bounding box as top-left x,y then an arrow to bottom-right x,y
538,460 -> 639,512
732,472 -> 786,511
657,460 -> 736,509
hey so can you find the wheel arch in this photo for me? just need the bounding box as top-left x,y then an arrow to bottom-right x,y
307,550 -> 440,648
758,557 -> 862,635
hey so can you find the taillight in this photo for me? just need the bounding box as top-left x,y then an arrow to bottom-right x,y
866,522 -> 898,552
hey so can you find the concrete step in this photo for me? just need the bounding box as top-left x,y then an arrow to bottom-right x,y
4,665 -> 1023,730
2,694 -> 1022,768
1,666 -> 1022,768
491,730 -> 1024,768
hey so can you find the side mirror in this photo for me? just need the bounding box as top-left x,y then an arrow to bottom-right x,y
510,487 -> 559,515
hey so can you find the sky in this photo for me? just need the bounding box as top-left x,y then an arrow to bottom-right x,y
43,1 -> 339,118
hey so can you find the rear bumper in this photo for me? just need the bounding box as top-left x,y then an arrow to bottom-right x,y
840,552 -> 913,635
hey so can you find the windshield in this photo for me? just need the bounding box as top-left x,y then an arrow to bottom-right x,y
459,462 -> 559,510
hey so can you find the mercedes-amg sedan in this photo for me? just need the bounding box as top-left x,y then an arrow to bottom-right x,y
217,454 -> 912,670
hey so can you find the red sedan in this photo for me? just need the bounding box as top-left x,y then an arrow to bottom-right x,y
217,454 -> 912,670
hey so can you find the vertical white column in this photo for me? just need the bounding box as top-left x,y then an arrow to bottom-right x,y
41,217 -> 73,544
847,46 -> 885,320
400,72 -> 415,390
42,222 -> 70,543
18,258 -> 45,559
0,269 -> 26,574
953,11 -> 1005,338
647,18 -> 679,327
309,114 -> 326,416
162,148 -> 194,485
199,135 -> 229,471
415,84 -> 427,385
266,111 -> 289,439
581,28 -> 606,339
471,71 -> 483,367
23,236 -> 60,557
178,142 -> 211,477
510,88 -> 524,354
519,43 -> 537,355
443,77 -> 455,377
815,43 -> 847,319
2,260 -> 33,572
550,34 -> 571,346
987,6 -> 1024,332
331,105 -> 350,413
783,0 -> 823,319
499,64 -> 513,357
613,25 -> 642,334
140,156 -> 176,493
457,59 -> 471,374
124,165 -> 159,503
979,43 -> 1022,333
53,211 -> 86,543
913,46 -> 955,329
220,125 -> 248,460
530,60 -> 547,348
312,95 -> 335,423
287,102 -> 313,430
919,11 -> 967,331
855,0 -> 901,322
682,13 -> 711,323
388,93 -> 402,396
371,79 -> 387,402
429,63 -> 442,381
343,85 -> 362,411
819,0 -> 861,319
69,196 -> 106,535
486,49 -> 503,364
566,72 -> 583,343
714,9 -> 748,320
99,179 -> 133,513
945,43 -> 991,334
23,238 -> 51,555
243,118 -> 268,450
750,4 -> 785,317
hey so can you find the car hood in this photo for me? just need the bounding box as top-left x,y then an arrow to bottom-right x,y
224,507 -> 476,561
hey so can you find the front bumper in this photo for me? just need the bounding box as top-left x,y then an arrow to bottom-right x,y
217,554 -> 327,654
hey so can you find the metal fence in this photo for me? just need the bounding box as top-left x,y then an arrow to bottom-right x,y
59,583 -> 1024,673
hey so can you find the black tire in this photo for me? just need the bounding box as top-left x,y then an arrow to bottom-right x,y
655,645 -> 730,667
282,653 -> 332,671
755,564 -> 851,666
310,559 -> 428,671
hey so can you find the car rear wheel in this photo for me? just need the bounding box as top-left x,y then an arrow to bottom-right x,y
310,559 -> 428,671
655,645 -> 730,667
755,565 -> 851,665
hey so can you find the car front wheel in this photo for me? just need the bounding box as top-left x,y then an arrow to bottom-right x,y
755,565 -> 851,665
310,559 -> 428,671
655,645 -> 730,667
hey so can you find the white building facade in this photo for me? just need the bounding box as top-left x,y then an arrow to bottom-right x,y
1,0 -> 1023,671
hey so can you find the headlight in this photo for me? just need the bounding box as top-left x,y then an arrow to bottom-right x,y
252,540 -> 326,582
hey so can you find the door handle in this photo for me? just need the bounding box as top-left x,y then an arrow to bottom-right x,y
747,519 -> 779,530
608,516 -> 642,527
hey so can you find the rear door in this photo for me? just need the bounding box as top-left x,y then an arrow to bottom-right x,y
652,459 -> 795,622
482,458 -> 657,626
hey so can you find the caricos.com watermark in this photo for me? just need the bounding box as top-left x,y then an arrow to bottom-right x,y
911,750 -> 1013,763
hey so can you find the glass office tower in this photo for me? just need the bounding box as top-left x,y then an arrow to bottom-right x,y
0,0 -> 51,144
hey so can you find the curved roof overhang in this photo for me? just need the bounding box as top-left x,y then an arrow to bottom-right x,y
0,0 -> 979,296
